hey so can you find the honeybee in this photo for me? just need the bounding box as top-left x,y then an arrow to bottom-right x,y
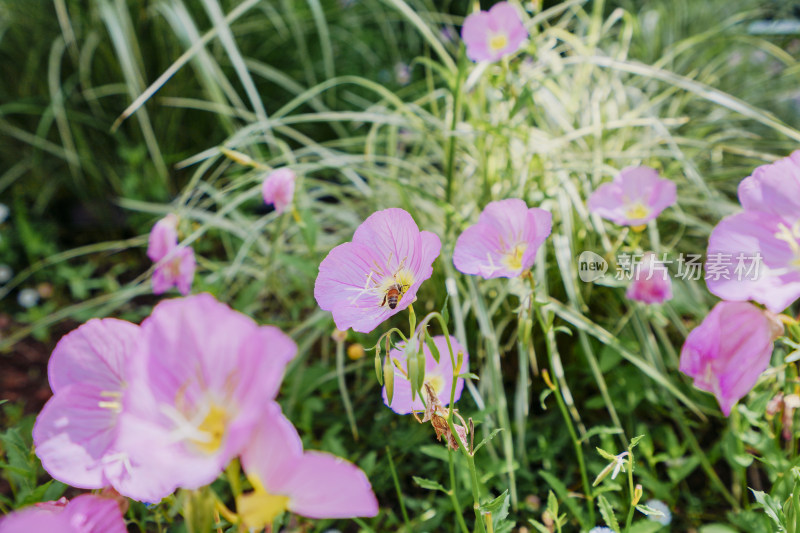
381,283 -> 404,309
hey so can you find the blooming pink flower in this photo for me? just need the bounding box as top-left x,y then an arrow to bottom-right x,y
461,2 -> 528,62
707,151 -> 800,312
679,301 -> 783,416
626,252 -> 672,304
147,215 -> 195,296
115,294 -> 297,501
587,166 -> 677,227
314,208 -> 441,333
33,318 -> 156,501
262,168 -> 296,214
382,335 -> 469,415
453,199 -> 552,279
152,245 -> 195,296
147,214 -> 179,262
0,494 -> 127,533
237,403 -> 378,529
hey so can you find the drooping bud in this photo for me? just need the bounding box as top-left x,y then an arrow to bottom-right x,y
375,351 -> 383,386
383,356 -> 395,406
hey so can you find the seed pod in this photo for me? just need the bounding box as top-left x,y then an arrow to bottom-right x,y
383,355 -> 395,405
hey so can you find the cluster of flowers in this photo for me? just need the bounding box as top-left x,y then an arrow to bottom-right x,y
1,293 -> 377,530
681,152 -> 800,416
146,167 -> 296,296
459,1 -> 800,419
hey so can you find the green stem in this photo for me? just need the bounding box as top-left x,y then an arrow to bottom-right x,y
386,446 -> 412,531
335,338 -> 359,440
445,49 -> 465,232
536,307 -> 594,526
466,452 -> 487,533
449,450 -> 471,533
623,453 -> 635,532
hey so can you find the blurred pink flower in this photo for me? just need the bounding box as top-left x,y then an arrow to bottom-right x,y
237,403 -> 378,529
679,301 -> 782,416
147,215 -> 195,296
626,252 -> 672,304
262,168 -> 296,214
314,208 -> 441,333
116,294 -> 297,501
0,494 -> 126,533
33,318 -> 156,501
587,166 -> 676,227
453,198 -> 552,278
707,151 -> 800,312
382,335 -> 469,415
461,2 -> 528,62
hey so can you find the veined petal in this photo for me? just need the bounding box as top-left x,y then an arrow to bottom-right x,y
47,318 -> 138,394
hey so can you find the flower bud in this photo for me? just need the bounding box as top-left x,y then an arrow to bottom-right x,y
347,343 -> 365,360
383,356 -> 395,406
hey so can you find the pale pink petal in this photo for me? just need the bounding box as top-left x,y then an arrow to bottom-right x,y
33,385 -> 116,489
240,403 -> 303,492
147,215 -> 178,262
453,199 -> 550,279
625,253 -> 672,304
314,209 -> 440,333
152,246 -> 195,295
679,302 -> 776,416
707,212 -> 800,312
383,336 -> 468,414
738,151 -> 800,219
63,494 -> 127,533
283,452 -> 378,519
588,166 -> 676,226
461,12 -> 492,62
262,168 -> 296,214
47,318 -> 139,394
0,507 -> 65,531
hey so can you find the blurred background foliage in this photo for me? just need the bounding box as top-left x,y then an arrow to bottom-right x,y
3,0 -> 800,530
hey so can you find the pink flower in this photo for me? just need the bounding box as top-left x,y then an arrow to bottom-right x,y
679,301 -> 783,416
237,403 -> 378,529
382,335 -> 469,415
115,294 -> 297,501
625,252 -> 672,304
706,151 -> 800,312
152,246 -> 195,295
33,318 -> 156,501
147,214 -> 179,262
0,494 -> 127,533
587,166 -> 677,227
147,215 -> 195,296
262,168 -> 296,214
453,199 -> 552,279
461,2 -> 528,62
314,208 -> 441,333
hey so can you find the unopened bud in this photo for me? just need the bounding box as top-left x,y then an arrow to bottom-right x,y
383,356 -> 395,405
456,350 -> 464,376
632,484 -> 643,506
219,147 -> 259,167
374,352 -> 383,386
347,343 -> 365,360
407,355 -> 419,401
331,329 -> 347,343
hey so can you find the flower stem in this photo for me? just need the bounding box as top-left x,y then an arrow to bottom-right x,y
335,337 -> 359,440
445,49 -> 465,233
449,449 -> 471,533
386,446 -> 412,530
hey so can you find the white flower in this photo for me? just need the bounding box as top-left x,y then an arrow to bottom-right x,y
18,288 -> 39,308
611,451 -> 629,480
0,265 -> 11,283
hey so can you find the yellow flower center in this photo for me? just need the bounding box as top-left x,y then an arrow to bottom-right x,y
775,221 -> 800,269
626,203 -> 650,221
428,374 -> 445,396
191,404 -> 228,454
502,243 -> 528,272
489,32 -> 509,52
237,476 -> 290,529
